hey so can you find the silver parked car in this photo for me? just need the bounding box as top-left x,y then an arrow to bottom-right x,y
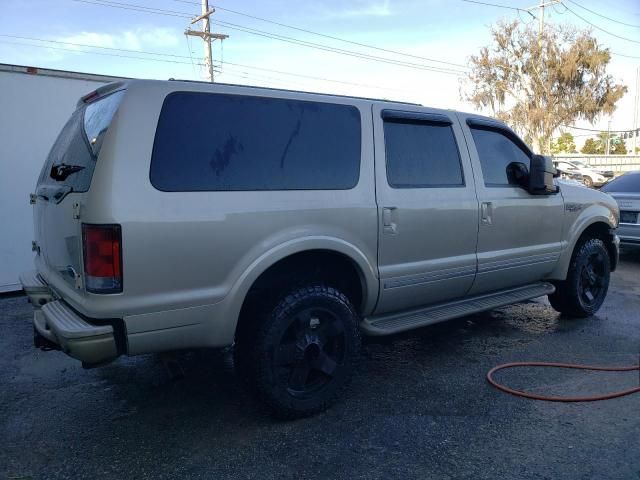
21,80 -> 619,417
554,160 -> 609,188
601,171 -> 640,246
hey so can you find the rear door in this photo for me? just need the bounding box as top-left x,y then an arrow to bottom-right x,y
34,88 -> 125,292
459,115 -> 564,294
373,105 -> 479,314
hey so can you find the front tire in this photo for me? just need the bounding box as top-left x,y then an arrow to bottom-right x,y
235,285 -> 361,418
548,238 -> 610,317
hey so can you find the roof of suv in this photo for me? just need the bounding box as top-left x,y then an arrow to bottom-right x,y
117,79 -> 495,122
165,78 -> 422,106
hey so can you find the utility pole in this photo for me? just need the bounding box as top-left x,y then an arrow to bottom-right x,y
185,0 -> 228,82
524,0 -> 560,38
606,120 -> 612,156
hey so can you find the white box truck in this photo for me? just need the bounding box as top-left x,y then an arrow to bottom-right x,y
0,64 -> 126,292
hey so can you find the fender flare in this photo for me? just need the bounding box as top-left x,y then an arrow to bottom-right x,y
548,209 -> 616,280
217,236 -> 379,337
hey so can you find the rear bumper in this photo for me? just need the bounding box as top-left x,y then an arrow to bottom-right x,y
617,224 -> 640,246
20,270 -> 120,365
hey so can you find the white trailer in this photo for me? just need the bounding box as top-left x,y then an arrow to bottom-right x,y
0,64 -> 126,292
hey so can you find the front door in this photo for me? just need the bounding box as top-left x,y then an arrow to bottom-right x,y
458,115 -> 564,295
373,105 -> 479,315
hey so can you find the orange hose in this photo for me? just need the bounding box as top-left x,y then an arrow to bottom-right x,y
487,362 -> 640,402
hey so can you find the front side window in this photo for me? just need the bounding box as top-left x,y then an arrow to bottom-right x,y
150,92 -> 362,191
383,119 -> 464,188
470,127 -> 531,187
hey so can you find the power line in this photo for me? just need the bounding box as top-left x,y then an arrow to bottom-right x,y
219,60 -> 408,93
0,33 -> 197,60
564,0 -> 640,29
0,39 -> 204,66
1,33 -> 409,95
561,124 -> 638,132
611,51 -> 640,60
72,0 -> 190,17
461,0 -> 534,15
561,2 -> 640,44
172,0 -> 468,69
209,19 -> 466,75
73,0 -> 467,75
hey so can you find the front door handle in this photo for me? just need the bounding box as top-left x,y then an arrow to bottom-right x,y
382,207 -> 398,234
481,202 -> 493,225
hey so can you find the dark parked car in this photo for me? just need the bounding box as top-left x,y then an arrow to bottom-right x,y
602,171 -> 640,246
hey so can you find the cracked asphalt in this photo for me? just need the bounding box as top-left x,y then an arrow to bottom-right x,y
1,248 -> 639,480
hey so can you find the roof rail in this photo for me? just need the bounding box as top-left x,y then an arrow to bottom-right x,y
166,78 -> 421,106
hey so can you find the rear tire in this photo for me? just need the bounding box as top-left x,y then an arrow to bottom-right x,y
583,176 -> 594,188
234,284 -> 361,419
548,238 -> 610,317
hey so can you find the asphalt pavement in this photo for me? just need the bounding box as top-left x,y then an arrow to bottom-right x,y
1,248 -> 639,480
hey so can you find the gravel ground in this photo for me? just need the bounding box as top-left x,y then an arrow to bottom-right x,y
1,248 -> 639,480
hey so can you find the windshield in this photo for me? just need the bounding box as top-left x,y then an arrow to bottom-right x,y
572,161 -> 588,168
601,173 -> 640,193
37,89 -> 125,193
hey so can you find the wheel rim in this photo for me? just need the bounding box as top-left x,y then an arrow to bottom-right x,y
273,307 -> 346,397
578,251 -> 607,307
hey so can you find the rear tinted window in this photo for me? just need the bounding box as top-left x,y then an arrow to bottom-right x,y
38,90 -> 125,192
601,173 -> 640,193
150,92 -> 361,191
383,119 -> 463,188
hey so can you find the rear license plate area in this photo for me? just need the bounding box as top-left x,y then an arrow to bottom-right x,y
620,211 -> 639,224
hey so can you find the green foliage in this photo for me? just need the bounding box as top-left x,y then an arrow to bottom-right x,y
612,138 -> 627,155
464,21 -> 626,154
550,132 -> 577,154
580,138 -> 600,154
580,133 -> 629,155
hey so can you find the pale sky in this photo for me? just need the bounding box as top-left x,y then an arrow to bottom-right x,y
0,0 -> 638,142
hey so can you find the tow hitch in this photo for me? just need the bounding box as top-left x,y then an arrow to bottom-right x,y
33,328 -> 60,352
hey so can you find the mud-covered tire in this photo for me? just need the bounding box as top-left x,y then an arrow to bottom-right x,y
548,238 -> 610,317
234,285 -> 361,419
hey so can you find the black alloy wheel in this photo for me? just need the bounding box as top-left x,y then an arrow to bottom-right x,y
235,285 -> 361,418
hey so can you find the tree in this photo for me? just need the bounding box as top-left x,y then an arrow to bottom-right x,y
463,20 -> 626,154
596,131 -> 611,154
550,132 -> 577,154
581,138 -> 599,154
612,138 -> 627,155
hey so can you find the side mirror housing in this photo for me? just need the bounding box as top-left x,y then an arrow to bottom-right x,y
528,155 -> 559,195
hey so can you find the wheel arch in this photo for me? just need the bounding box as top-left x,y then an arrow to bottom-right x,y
225,237 -> 378,339
549,214 -> 618,280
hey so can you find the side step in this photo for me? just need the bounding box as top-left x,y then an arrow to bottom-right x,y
362,282 -> 555,336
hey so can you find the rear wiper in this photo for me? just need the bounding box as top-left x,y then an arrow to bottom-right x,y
50,163 -> 85,181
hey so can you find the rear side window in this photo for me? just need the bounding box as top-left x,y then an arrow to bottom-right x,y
150,92 -> 361,191
38,90 -> 125,192
470,127 -> 531,186
383,119 -> 464,188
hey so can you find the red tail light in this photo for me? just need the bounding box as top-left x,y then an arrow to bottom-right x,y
81,90 -> 100,104
82,224 -> 122,294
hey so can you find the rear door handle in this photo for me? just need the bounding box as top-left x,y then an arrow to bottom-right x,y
383,207 -> 397,234
481,202 -> 493,225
